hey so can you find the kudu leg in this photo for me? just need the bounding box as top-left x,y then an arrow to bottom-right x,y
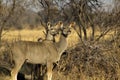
47,63 -> 53,80
11,60 -> 24,80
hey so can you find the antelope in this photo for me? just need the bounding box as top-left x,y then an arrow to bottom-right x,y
38,21 -> 63,42
38,22 -> 61,42
33,21 -> 63,79
46,22 -> 56,42
10,22 -> 73,80
37,22 -> 53,42
19,21 -> 63,80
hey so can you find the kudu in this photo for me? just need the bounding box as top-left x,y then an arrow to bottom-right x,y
19,22 -> 63,80
10,22 -> 73,80
31,22 -> 62,79
37,22 -> 55,42
38,21 -> 62,42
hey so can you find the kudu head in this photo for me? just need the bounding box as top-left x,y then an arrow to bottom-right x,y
38,22 -> 60,42
59,22 -> 76,37
46,22 -> 58,37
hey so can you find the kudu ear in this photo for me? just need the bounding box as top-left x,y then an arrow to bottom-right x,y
47,22 -> 52,30
69,22 -> 76,28
58,21 -> 64,29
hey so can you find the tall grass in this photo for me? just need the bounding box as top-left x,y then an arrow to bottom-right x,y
1,27 -> 115,47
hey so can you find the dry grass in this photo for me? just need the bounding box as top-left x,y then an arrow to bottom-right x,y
0,76 -> 10,80
2,28 -> 80,47
1,27 -> 114,47
2,28 -> 45,42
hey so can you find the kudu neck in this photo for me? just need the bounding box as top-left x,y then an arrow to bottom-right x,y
56,33 -> 68,56
46,32 -> 54,41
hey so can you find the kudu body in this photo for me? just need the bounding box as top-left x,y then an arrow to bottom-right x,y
20,22 -> 62,80
10,22 -> 73,80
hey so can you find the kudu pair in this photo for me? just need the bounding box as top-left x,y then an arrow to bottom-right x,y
10,21 -> 75,80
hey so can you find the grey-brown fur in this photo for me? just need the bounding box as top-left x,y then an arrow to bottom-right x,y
10,22 -> 73,80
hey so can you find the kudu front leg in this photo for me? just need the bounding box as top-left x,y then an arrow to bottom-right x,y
47,62 -> 53,80
11,60 -> 24,80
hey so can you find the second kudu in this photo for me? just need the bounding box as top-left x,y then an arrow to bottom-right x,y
18,21 -> 63,80
10,22 -> 74,80
38,21 -> 63,42
25,21 -> 63,79
37,22 -> 55,42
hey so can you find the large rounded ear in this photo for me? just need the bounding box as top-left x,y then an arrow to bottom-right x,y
47,22 -> 51,30
69,22 -> 76,28
55,21 -> 64,30
59,21 -> 64,29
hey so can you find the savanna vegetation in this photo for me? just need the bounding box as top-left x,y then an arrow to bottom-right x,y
0,0 -> 120,80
